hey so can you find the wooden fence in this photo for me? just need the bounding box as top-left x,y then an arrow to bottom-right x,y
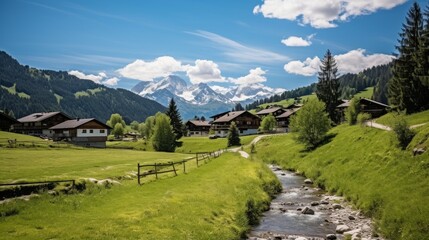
137,149 -> 227,185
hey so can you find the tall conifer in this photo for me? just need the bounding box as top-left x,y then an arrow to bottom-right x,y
165,98 -> 183,140
316,49 -> 340,122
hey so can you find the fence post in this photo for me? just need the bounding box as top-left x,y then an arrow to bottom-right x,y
196,153 -> 199,167
171,162 -> 177,176
183,160 -> 186,173
137,163 -> 141,185
155,163 -> 158,179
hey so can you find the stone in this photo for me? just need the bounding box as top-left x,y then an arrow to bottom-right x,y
348,215 -> 356,220
351,232 -> 362,240
86,178 -> 98,183
336,224 -> 351,233
344,228 -> 361,236
296,207 -> 302,211
320,200 -> 329,205
301,207 -> 315,215
413,148 -> 425,156
326,234 -> 337,240
311,201 -> 320,206
333,204 -> 342,210
304,179 -> 313,184
295,237 -> 308,240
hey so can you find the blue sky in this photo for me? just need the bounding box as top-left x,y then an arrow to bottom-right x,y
0,0 -> 424,91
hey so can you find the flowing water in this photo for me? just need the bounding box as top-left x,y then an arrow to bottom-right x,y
248,165 -> 337,239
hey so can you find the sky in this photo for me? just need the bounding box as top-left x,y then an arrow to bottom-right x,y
0,0 -> 425,92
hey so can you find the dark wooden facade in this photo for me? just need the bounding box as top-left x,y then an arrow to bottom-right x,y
186,120 -> 211,137
13,112 -> 71,136
211,111 -> 260,137
0,112 -> 18,131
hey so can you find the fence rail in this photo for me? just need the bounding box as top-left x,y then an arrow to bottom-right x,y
137,148 -> 227,185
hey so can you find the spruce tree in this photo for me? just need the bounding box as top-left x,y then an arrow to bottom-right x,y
390,2 -> 428,113
227,122 -> 241,147
165,98 -> 183,140
316,49 -> 340,122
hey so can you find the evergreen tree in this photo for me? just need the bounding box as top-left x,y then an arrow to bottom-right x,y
200,116 -> 206,121
166,98 -> 183,140
390,2 -> 429,113
234,103 -> 244,111
227,122 -> 241,147
316,49 -> 340,122
151,113 -> 176,152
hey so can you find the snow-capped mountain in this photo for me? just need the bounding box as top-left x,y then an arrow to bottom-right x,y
131,75 -> 285,119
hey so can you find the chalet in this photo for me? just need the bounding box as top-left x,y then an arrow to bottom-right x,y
13,112 -> 71,137
210,111 -> 230,121
211,111 -> 260,137
255,107 -> 286,118
185,120 -> 211,137
285,103 -> 303,110
337,98 -> 389,120
276,108 -> 300,132
50,118 -> 112,148
0,112 -> 19,131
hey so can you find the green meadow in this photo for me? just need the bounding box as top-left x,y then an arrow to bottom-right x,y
253,111 -> 429,240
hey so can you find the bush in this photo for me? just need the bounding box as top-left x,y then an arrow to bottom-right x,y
289,99 -> 331,149
391,114 -> 415,149
357,113 -> 371,126
345,97 -> 360,125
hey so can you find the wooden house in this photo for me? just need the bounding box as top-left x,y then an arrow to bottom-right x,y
50,118 -> 112,148
211,111 -> 260,137
255,107 -> 286,118
0,111 -> 19,131
13,112 -> 71,137
185,120 -> 211,137
210,111 -> 230,121
337,98 -> 389,120
275,108 -> 300,132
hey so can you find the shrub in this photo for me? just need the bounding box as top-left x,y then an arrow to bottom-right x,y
289,99 -> 331,149
345,97 -> 360,125
391,114 -> 415,150
357,113 -> 371,126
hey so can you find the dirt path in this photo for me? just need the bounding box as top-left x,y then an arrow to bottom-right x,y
365,120 -> 428,131
229,134 -> 271,159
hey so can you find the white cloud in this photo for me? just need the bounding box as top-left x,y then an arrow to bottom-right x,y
230,67 -> 267,85
189,30 -> 289,63
284,57 -> 321,76
185,60 -> 227,84
68,70 -> 105,83
281,34 -> 314,47
117,56 -> 185,81
254,0 -> 407,28
103,77 -> 119,86
283,49 -> 394,76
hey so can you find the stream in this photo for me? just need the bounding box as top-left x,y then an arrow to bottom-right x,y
247,165 -> 382,240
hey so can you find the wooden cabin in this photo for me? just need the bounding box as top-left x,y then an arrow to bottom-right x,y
185,120 -> 211,137
13,112 -> 71,137
211,111 -> 260,137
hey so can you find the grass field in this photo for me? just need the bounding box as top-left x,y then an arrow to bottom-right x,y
175,135 -> 257,153
254,123 -> 429,240
353,87 -> 374,99
257,93 -> 317,110
376,109 -> 429,127
0,153 -> 280,239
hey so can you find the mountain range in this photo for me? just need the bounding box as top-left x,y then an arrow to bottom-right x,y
131,75 -> 285,119
0,51 -> 165,123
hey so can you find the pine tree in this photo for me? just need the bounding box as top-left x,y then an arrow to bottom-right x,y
165,98 -> 183,140
227,122 -> 241,147
316,49 -> 340,122
390,2 -> 428,113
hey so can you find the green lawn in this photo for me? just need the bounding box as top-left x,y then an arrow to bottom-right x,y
176,135 -> 257,153
254,124 -> 429,240
376,109 -> 429,127
354,87 -> 374,99
0,153 -> 279,239
0,131 -> 71,148
257,93 -> 316,110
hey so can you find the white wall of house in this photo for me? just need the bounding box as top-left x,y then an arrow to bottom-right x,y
77,129 -> 108,137
189,131 -> 209,137
42,129 -> 55,137
215,128 -> 258,137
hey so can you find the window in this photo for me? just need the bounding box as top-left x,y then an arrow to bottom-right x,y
247,121 -> 252,125
82,129 -> 87,133
89,130 -> 93,133
240,130 -> 244,134
100,130 -> 105,133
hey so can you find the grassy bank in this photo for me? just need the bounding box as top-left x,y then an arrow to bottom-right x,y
376,109 -> 429,127
254,124 -> 429,239
0,153 -> 279,239
175,135 -> 256,153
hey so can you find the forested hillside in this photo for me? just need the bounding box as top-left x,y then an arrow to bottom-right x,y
246,63 -> 392,110
0,51 -> 165,123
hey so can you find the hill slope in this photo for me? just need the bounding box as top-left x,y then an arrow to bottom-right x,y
0,51 -> 165,122
254,112 -> 429,240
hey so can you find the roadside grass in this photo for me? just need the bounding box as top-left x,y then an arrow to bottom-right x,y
0,153 -> 280,240
353,87 -> 374,99
376,109 -> 429,127
0,148 -> 192,183
106,139 -> 155,151
254,124 -> 429,240
175,135 -> 257,153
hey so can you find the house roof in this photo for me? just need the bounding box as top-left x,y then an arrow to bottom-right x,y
285,103 -> 303,109
337,100 -> 351,108
256,107 -> 284,115
187,120 -> 211,127
50,118 -> 112,130
213,111 -> 258,123
209,111 -> 230,119
276,109 -> 299,119
18,112 -> 70,123
360,98 -> 389,108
